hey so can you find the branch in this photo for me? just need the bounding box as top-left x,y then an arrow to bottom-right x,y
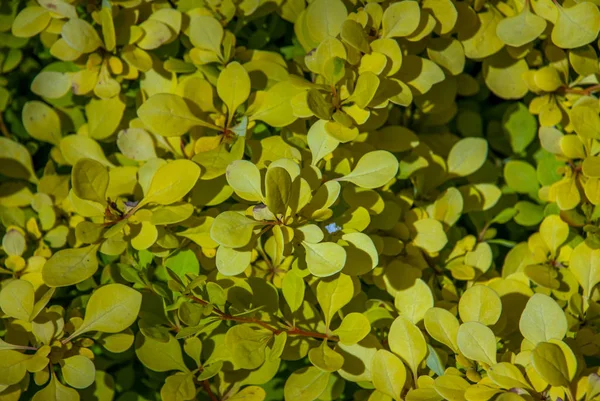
560,84 -> 600,96
202,380 -> 219,401
189,296 -> 338,341
0,114 -> 11,138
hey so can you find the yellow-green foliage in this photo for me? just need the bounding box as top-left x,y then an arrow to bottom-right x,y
1,0 -> 600,400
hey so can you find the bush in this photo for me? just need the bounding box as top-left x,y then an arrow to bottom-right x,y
1,0 -> 600,400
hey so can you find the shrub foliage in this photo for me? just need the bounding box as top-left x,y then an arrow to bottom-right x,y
1,0 -> 600,400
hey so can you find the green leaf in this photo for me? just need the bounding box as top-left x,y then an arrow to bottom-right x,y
308,119 -> 340,166
135,332 -> 190,373
215,245 -> 251,276
569,241 -> 600,298
341,20 -> 370,53
382,1 -> 421,38
86,96 -> 125,140
333,313 -> 371,345
551,2 -> 600,49
336,150 -> 399,188
32,372 -> 80,401
0,350 -> 31,385
225,324 -> 272,370
502,102 -> 537,154
160,373 -> 196,401
504,161 -> 539,194
316,274 -> 354,329
226,160 -> 264,202
210,211 -> 263,248
433,374 -> 470,401
189,15 -> 223,54
71,158 -> 109,205
394,278 -> 433,324
140,160 -> 200,207
531,342 -> 571,387
0,137 -> 38,183
519,293 -> 567,344
496,5 -> 546,47
137,94 -> 218,137
371,349 -> 407,400
22,101 -> 62,145
308,340 -> 345,372
306,90 -> 333,121
265,166 -> 293,216
42,244 -> 100,287
388,316 -> 427,380
303,241 -> 346,277
228,386 -> 267,401
487,362 -> 533,391
348,72 -> 379,109
70,283 -> 142,338
217,61 -> 251,119
284,366 -> 330,401
165,249 -> 200,279
61,18 -> 102,53
0,279 -> 34,321
424,307 -> 459,353
304,0 -> 347,44
447,138 -> 488,177
458,285 -> 502,326
61,355 -> 95,389
282,270 -> 305,313
413,218 -> 448,253
457,322 -> 497,366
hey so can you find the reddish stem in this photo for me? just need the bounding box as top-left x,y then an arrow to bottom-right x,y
202,380 -> 219,401
189,296 -> 337,341
561,84 -> 600,96
0,114 -> 10,138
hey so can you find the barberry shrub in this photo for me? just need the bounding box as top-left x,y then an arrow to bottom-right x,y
0,0 -> 600,400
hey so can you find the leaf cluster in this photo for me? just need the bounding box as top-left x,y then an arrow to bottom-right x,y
1,0 -> 600,401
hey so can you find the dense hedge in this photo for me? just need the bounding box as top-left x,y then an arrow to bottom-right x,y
0,0 -> 599,400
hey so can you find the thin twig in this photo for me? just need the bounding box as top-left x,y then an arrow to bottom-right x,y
0,114 -> 11,138
189,296 -> 337,341
560,84 -> 600,96
202,380 -> 219,401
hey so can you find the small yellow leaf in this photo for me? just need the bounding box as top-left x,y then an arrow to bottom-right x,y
519,293 -> 567,344
31,71 -> 71,99
0,279 -> 34,321
552,2 -> 600,49
457,321 -> 497,366
217,62 -> 251,119
424,308 -> 460,353
11,7 -> 51,38
388,316 -> 427,380
458,285 -> 502,326
61,18 -> 103,53
447,138 -> 488,177
531,342 -> 571,387
141,160 -> 200,206
371,349 -> 407,400
382,1 -> 421,38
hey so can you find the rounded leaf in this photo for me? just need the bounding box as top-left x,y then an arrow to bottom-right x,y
519,293 -> 567,344
337,150 -> 399,189
217,62 -> 251,118
142,160 -> 200,206
42,245 -> 100,287
457,322 -> 497,366
458,285 -> 502,326
61,355 -> 95,389
371,349 -> 407,399
73,284 -> 142,337
447,138 -> 488,177
284,366 -> 330,401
